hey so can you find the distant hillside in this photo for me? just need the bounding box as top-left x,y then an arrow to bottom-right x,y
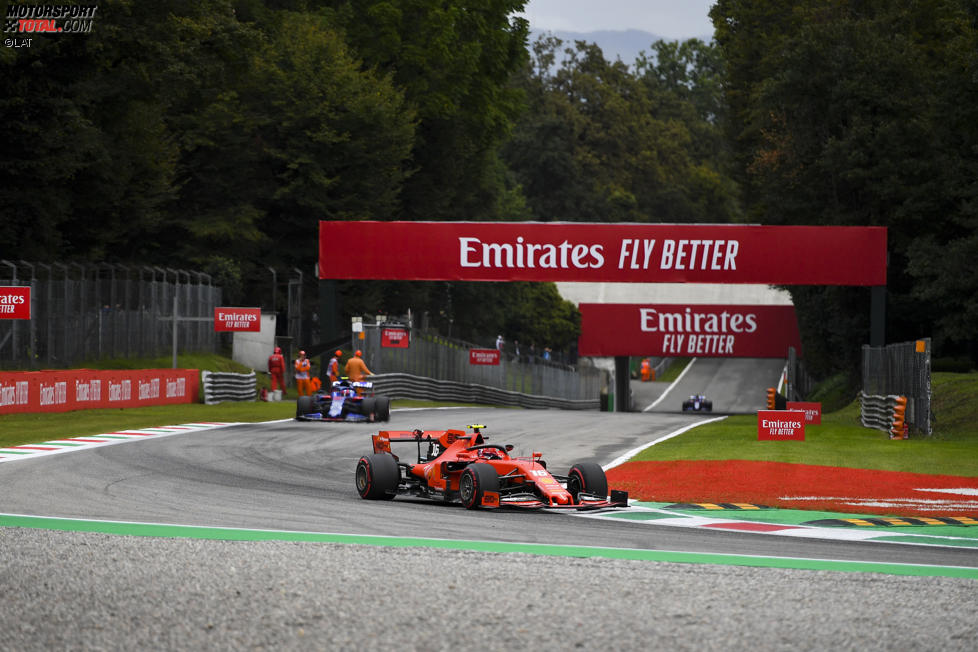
528,28 -> 713,68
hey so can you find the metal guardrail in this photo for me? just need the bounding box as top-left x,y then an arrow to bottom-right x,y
355,323 -> 606,405
859,392 -> 905,437
370,373 -> 599,410
202,370 -> 256,405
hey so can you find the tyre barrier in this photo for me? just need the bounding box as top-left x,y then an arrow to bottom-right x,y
368,373 -> 598,411
202,370 -> 257,405
859,391 -> 908,439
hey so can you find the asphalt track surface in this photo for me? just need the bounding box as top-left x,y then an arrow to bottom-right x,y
2,359 -> 976,649
638,356 -> 786,414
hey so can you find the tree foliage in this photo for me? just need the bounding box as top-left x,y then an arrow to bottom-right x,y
503,34 -> 741,224
711,0 -> 978,370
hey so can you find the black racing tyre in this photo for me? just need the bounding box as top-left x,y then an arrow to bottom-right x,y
296,395 -> 316,418
567,462 -> 608,504
458,463 -> 499,509
360,397 -> 377,421
355,453 -> 400,500
704,401 -> 713,412
376,396 -> 391,422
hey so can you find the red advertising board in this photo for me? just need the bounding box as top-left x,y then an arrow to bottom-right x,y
0,369 -> 199,415
469,349 -> 501,365
0,286 -> 31,320
213,307 -> 261,332
381,327 -> 410,348
319,221 -> 886,285
757,410 -> 806,441
578,303 -> 802,357
787,401 -> 822,425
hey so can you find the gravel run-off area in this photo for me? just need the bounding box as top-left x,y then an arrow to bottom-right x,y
2,527 -> 976,651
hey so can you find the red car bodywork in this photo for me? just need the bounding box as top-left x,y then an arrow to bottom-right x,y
357,425 -> 629,510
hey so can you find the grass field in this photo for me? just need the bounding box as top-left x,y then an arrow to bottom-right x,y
631,371 -> 978,477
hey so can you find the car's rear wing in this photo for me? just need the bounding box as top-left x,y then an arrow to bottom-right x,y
372,429 -> 474,454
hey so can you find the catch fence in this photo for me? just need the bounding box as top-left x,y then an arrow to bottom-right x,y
861,339 -> 932,436
355,323 -> 606,403
1,261 -> 222,369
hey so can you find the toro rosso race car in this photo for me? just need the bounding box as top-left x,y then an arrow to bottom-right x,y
295,379 -> 391,422
355,425 -> 629,510
682,394 -> 713,412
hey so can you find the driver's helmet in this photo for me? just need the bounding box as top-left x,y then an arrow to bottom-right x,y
331,379 -> 355,395
476,447 -> 500,460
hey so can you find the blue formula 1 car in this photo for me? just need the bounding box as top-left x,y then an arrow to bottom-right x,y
295,379 -> 391,423
682,394 -> 713,412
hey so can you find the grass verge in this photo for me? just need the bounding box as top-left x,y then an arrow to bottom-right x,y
632,371 -> 978,477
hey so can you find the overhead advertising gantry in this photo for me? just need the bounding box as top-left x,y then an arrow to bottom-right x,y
319,221 -> 887,410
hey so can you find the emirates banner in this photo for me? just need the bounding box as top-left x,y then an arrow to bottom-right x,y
214,307 -> 261,332
381,327 -> 410,348
578,303 -> 802,357
0,369 -> 199,415
319,221 -> 886,285
469,349 -> 501,365
0,286 -> 31,319
758,410 -> 806,441
787,401 -> 823,425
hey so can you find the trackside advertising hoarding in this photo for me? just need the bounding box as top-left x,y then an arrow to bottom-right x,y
578,303 -> 802,357
214,307 -> 261,332
469,349 -> 501,365
0,286 -> 31,319
318,222 -> 887,285
0,369 -> 199,415
758,410 -> 806,441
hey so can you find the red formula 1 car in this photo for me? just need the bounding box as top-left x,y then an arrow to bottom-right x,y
355,425 -> 629,510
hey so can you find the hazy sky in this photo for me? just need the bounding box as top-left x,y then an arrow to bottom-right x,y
519,0 -> 716,39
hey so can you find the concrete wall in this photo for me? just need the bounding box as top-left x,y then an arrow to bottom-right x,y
232,314 -> 277,371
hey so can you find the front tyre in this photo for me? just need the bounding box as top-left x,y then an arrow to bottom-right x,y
296,395 -> 316,419
567,462 -> 608,504
355,453 -> 399,500
458,463 -> 499,509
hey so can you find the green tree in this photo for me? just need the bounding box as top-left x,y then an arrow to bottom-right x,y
711,0 -> 978,371
505,34 -> 740,224
323,0 -> 530,220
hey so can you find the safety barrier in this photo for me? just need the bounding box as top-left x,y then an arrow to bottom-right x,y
862,339 -> 931,435
859,392 -> 909,439
0,368 -> 199,414
201,370 -> 256,405
369,373 -> 598,410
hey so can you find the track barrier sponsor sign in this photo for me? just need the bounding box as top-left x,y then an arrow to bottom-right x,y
787,401 -> 822,425
758,410 -> 806,441
0,286 -> 31,320
381,327 -> 410,348
319,221 -> 886,285
0,369 -> 199,414
213,307 -> 261,332
578,303 -> 802,357
469,349 -> 500,366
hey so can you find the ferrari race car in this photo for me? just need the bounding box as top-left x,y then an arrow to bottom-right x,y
682,394 -> 713,412
355,424 -> 629,510
295,379 -> 391,422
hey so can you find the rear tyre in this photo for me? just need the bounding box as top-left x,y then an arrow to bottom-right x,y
458,463 -> 499,509
355,453 -> 400,500
376,396 -> 391,422
296,395 -> 316,418
567,462 -> 608,504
